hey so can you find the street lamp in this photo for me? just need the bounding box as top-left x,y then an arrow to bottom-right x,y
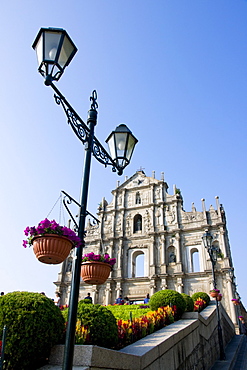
202,230 -> 225,360
32,27 -> 138,370
32,27 -> 78,84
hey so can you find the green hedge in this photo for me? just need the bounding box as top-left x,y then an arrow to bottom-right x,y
149,289 -> 186,319
0,291 -> 64,370
63,301 -> 118,348
181,293 -> 194,312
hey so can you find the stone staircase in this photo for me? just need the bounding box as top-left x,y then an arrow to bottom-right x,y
211,334 -> 246,370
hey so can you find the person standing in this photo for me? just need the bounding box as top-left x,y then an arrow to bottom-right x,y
239,316 -> 247,336
84,293 -> 92,303
115,295 -> 124,305
144,293 -> 150,304
54,292 -> 61,307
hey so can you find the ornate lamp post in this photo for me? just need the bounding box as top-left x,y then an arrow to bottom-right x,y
32,27 -> 138,370
202,230 -> 225,360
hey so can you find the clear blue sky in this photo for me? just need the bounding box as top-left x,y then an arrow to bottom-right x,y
0,1 -> 247,306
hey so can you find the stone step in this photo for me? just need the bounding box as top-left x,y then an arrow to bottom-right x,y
211,334 -> 245,370
40,366 -> 89,370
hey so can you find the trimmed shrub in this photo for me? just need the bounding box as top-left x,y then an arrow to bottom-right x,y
0,291 -> 65,370
191,292 -> 210,305
63,301 -> 118,348
181,293 -> 194,312
149,290 -> 186,319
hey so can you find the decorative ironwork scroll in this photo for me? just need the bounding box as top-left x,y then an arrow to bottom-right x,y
61,190 -> 100,233
50,83 -> 121,174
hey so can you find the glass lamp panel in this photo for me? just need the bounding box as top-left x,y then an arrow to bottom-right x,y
58,35 -> 76,68
118,158 -> 126,167
107,134 -> 116,160
44,31 -> 63,62
126,134 -> 136,161
202,232 -> 212,249
35,34 -> 43,66
212,248 -> 218,263
115,132 -> 128,158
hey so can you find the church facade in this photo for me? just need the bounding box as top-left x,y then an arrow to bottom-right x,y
55,170 -> 239,325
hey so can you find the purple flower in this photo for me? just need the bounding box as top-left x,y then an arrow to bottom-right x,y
23,240 -> 28,248
23,218 -> 81,248
50,220 -> 59,230
81,252 -> 116,266
36,225 -> 45,234
24,227 -> 30,236
109,258 -> 116,266
39,218 -> 51,229
29,227 -> 37,236
93,254 -> 101,261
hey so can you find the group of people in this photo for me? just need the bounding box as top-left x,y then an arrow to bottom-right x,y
115,293 -> 150,305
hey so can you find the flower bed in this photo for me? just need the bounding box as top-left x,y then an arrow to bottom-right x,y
194,298 -> 207,312
73,304 -> 175,349
71,292 -> 209,349
116,306 -> 175,349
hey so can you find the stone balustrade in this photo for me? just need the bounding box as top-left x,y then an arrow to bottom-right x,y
42,301 -> 235,370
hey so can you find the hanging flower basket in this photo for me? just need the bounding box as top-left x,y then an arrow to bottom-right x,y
23,218 -> 81,264
80,252 -> 116,285
81,261 -> 111,285
209,289 -> 220,298
217,294 -> 222,301
232,299 -> 240,306
32,234 -> 73,264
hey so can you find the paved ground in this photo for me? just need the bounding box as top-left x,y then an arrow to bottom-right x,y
232,337 -> 247,370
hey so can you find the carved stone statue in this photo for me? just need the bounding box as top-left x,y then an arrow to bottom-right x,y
169,251 -> 176,263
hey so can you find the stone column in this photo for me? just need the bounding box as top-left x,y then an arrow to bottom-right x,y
175,232 -> 181,262
117,239 -> 124,278
226,275 -> 238,325
201,198 -> 208,224
92,286 -> 98,304
219,227 -> 227,258
160,278 -> 167,290
105,283 -> 112,306
116,282 -> 122,301
149,236 -> 156,276
160,235 -> 165,265
150,281 -> 157,296
176,277 -> 183,293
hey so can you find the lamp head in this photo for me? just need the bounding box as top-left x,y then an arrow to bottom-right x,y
32,27 -> 77,84
202,230 -> 213,250
106,124 -> 138,175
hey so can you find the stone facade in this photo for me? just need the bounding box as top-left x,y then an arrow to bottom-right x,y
55,170 -> 239,324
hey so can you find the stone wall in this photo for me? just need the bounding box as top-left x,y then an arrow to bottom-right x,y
43,301 -> 235,370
